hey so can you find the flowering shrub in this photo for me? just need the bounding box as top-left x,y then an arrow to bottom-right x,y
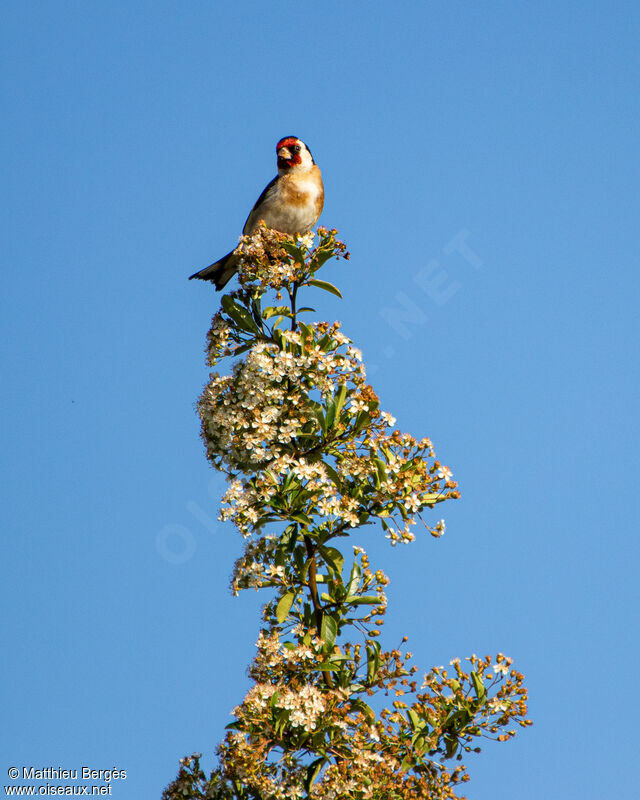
162,227 -> 530,800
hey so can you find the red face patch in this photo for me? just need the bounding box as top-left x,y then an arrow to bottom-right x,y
276,137 -> 303,168
276,136 -> 300,151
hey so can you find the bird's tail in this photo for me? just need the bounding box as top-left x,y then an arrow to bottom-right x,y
189,251 -> 239,291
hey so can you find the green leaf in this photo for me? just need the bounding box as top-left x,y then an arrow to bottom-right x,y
304,758 -> 325,792
353,411 -> 372,433
275,591 -> 295,623
312,248 -> 338,270
280,523 -> 297,547
310,403 -> 326,432
317,333 -> 332,351
347,561 -> 362,596
351,699 -> 375,722
374,458 -> 387,487
296,306 -> 316,314
325,385 -> 347,432
444,733 -> 459,759
320,613 -> 338,647
271,326 -> 284,347
250,296 -> 263,326
322,461 -> 342,488
263,305 -> 293,320
471,670 -> 487,702
281,241 -> 305,262
298,320 -> 313,341
274,708 -> 289,736
407,708 -> 420,730
307,279 -> 343,298
421,492 -> 444,506
324,399 -> 336,432
346,595 -> 380,605
413,734 -> 427,755
366,641 -> 381,682
291,512 -> 313,526
400,755 -> 414,772
331,383 -> 348,429
319,545 -> 344,576
221,296 -> 260,333
220,295 -> 237,315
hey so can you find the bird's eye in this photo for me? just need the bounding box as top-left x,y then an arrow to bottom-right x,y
292,144 -> 301,154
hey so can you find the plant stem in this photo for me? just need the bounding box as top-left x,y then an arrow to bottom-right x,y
303,534 -> 334,688
290,283 -> 298,332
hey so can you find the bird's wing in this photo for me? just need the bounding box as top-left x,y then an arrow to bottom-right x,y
242,175 -> 279,235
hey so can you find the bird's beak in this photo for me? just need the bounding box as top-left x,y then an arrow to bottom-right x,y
277,147 -> 291,160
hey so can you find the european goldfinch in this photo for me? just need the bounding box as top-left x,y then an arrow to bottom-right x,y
190,137 -> 324,290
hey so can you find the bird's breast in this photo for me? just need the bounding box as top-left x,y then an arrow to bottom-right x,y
261,171 -> 324,234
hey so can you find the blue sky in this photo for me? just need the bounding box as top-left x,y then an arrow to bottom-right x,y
2,1 -> 639,797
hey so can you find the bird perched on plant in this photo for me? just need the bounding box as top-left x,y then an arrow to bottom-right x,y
189,136 -> 324,290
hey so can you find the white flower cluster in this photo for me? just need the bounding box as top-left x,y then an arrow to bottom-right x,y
311,749 -> 387,800
296,231 -> 315,250
252,630 -> 318,671
230,533 -> 280,593
276,684 -> 326,731
200,325 -> 367,474
200,308 -> 458,547
218,436 -> 454,543
231,632 -> 345,738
